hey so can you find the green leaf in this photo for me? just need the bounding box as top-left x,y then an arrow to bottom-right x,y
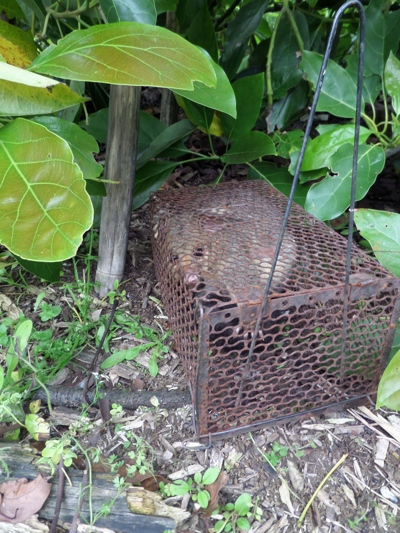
174,54 -> 236,118
101,343 -> 156,369
0,20 -> 37,63
133,161 -> 178,210
364,0 -> 400,77
300,51 -> 363,118
384,51 -> 400,117
346,55 -> 381,106
266,79 -> 308,132
79,108 -> 109,143
247,161 -> 308,208
15,319 -> 32,353
32,116 -> 102,181
377,349 -> 400,410
202,466 -> 220,485
273,130 -> 304,159
271,11 -> 309,99
305,143 -> 385,221
137,119 -> 195,169
167,480 -> 191,496
197,490 -> 210,509
174,94 -> 214,132
221,131 -> 276,164
236,517 -> 251,530
99,0 -> 156,24
234,493 -> 252,516
17,0 -> 46,22
0,118 -> 93,261
222,0 -> 270,62
0,64 -> 88,116
220,73 -> 263,141
186,3 -> 217,62
0,0 -> 25,20
29,23 -> 217,90
148,351 -> 159,377
13,255 -> 62,282
354,209 -> 400,277
300,124 -> 371,171
155,0 -> 177,14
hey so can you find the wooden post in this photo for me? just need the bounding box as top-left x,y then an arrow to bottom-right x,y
95,85 -> 141,297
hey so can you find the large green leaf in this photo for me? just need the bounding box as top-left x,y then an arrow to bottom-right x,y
174,54 -> 236,118
305,143 -> 384,221
364,0 -> 400,78
221,131 -> 276,164
0,118 -> 93,261
13,254 -> 63,282
384,51 -> 400,117
346,55 -> 381,106
247,161 -> 308,208
29,23 -> 216,90
300,124 -> 371,171
0,63 -> 88,116
354,209 -> 400,278
300,51 -> 363,119
220,73 -> 263,141
32,116 -> 102,181
377,349 -> 400,410
99,0 -> 156,24
0,20 -> 37,63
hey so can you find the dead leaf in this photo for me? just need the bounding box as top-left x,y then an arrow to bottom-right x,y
0,475 -> 51,524
203,471 -> 229,516
341,484 -> 357,508
279,480 -> 294,514
287,460 -> 304,492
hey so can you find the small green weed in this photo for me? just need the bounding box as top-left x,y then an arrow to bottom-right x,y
161,467 -> 220,509
347,510 -> 368,529
264,441 -> 289,467
213,493 -> 263,533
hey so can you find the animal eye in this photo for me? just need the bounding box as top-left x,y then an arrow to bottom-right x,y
172,255 -> 178,261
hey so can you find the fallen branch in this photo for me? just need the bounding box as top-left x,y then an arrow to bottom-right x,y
34,386 -> 191,410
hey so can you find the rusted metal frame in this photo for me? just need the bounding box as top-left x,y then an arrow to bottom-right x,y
236,0 -> 367,407
194,303 -> 212,435
200,394 -> 374,441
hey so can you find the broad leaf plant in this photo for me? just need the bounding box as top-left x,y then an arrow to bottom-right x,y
2,0 -> 400,407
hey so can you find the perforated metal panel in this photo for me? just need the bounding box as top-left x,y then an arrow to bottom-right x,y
150,181 -> 400,438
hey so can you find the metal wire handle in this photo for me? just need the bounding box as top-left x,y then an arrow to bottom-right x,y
236,0 -> 366,407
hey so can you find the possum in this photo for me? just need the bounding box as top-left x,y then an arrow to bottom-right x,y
153,204 -> 297,312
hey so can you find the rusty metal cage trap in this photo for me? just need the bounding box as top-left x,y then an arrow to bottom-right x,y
150,180 -> 400,438
150,0 -> 400,439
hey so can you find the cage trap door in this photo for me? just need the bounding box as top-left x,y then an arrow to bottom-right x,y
193,276 -> 400,438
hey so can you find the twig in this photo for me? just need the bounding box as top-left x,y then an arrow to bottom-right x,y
297,453 -> 348,527
82,298 -> 119,404
50,456 -> 65,533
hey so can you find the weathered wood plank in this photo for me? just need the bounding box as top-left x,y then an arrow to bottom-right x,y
0,443 -> 175,532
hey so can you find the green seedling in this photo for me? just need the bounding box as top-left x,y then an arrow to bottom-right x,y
347,510 -> 368,529
161,466 -> 220,509
213,493 -> 263,533
264,441 -> 289,468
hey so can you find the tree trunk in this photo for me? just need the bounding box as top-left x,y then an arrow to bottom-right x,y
95,85 -> 141,297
